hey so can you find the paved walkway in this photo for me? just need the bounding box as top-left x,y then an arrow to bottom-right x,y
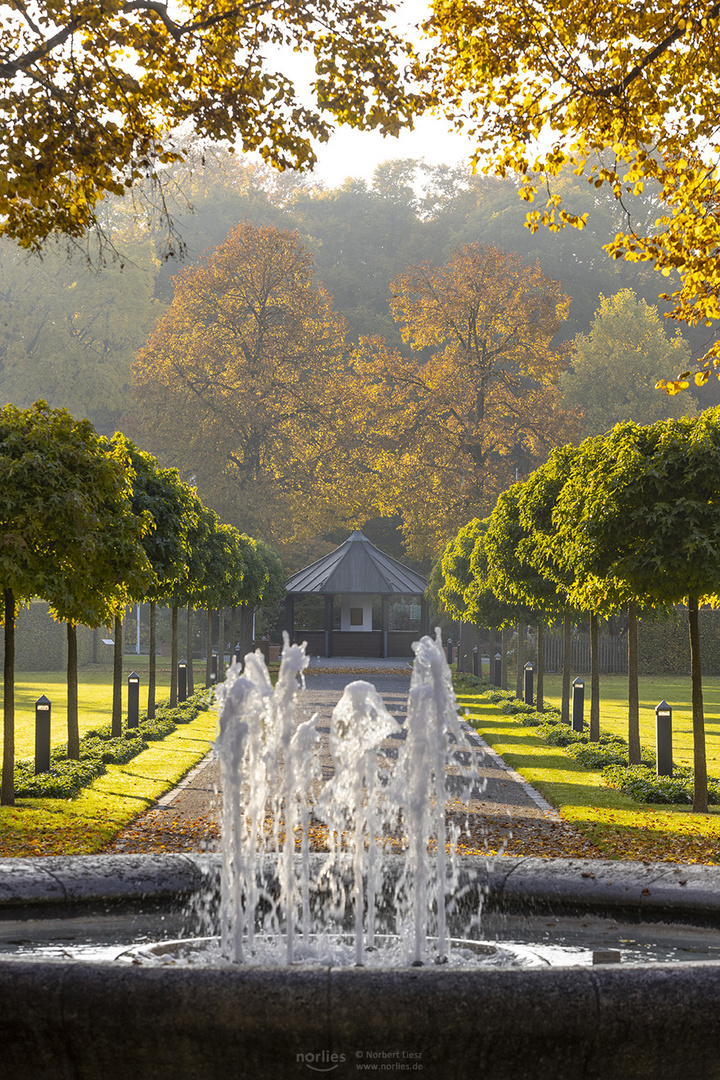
107,669 -> 602,859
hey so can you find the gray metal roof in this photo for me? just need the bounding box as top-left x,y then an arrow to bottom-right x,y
286,531 -> 427,596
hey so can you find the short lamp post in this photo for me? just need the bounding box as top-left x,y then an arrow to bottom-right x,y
35,695 -> 51,775
473,646 -> 479,677
655,701 -> 673,777
571,677 -> 585,733
127,672 -> 140,729
447,638 -> 453,665
178,660 -> 187,703
210,653 -> 218,684
524,662 -> 534,707
493,653 -> 502,687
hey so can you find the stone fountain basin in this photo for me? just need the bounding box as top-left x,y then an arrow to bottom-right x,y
2,853 -> 720,1080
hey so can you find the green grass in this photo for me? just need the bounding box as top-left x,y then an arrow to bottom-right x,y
538,673 -> 720,776
458,689 -> 720,864
1,657 -> 208,765
0,703 -> 217,856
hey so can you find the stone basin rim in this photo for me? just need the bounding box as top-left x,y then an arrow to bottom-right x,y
1,852 -> 719,922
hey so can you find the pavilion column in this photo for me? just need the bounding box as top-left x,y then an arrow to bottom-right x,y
324,593 -> 333,658
285,595 -> 295,643
381,595 -> 389,659
421,596 -> 430,637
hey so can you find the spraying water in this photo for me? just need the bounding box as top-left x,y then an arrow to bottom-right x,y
214,629 -> 479,966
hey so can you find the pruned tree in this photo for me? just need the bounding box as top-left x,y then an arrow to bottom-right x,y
0,402 -> 149,800
547,411 -> 720,812
116,441 -> 198,718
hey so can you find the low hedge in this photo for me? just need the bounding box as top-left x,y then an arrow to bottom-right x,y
15,688 -> 212,799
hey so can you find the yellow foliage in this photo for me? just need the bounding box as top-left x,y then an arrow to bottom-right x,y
420,1 -> 720,385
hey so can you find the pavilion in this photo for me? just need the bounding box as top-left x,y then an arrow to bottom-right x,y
285,530 -> 428,658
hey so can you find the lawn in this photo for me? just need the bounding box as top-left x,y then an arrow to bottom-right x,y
458,689 -> 720,864
0,698 -> 217,857
1,657 -> 208,766
539,672 -> 720,777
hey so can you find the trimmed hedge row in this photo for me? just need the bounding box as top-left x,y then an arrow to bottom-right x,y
14,689 -> 212,799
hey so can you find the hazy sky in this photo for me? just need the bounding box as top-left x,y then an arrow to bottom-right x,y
307,113 -> 473,188
258,0 -> 476,189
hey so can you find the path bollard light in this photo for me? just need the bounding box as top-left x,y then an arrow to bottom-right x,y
178,661 -> 187,703
447,638 -> 453,665
234,643 -> 242,664
473,646 -> 479,677
493,653 -> 502,687
524,662 -> 534,707
127,672 -> 140,729
211,653 -> 218,684
34,695 -> 51,775
571,677 -> 585,732
656,700 -> 673,777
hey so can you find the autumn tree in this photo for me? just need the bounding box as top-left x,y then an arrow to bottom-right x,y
421,2 -> 720,383
352,244 -> 577,558
133,223 -> 350,544
561,291 -> 694,436
0,1 -> 418,251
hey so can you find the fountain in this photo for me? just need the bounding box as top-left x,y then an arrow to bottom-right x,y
2,634 -> 720,1079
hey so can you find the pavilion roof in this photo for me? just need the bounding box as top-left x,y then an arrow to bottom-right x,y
286,530 -> 427,596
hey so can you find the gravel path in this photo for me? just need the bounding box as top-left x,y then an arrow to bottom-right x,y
106,670 -> 602,859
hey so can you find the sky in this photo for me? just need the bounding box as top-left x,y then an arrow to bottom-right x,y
250,0 -> 478,190
307,113 -> 475,189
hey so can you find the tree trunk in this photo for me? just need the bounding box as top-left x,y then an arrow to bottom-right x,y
186,604 -> 195,696
536,622 -> 544,712
217,607 -> 225,683
515,621 -> 524,699
238,604 -> 254,660
561,610 -> 572,725
1,588 -> 16,806
688,596 -> 709,814
66,622 -> 79,759
590,611 -> 600,742
501,626 -> 508,690
206,608 -> 213,688
627,599 -> 641,765
112,612 -> 123,737
170,604 -> 179,707
148,600 -> 156,719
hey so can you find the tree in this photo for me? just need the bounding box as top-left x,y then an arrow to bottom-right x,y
117,441 -> 198,717
350,244 -> 577,558
513,447 -> 592,727
45,439 -> 154,754
484,483 -> 578,715
422,2 -> 720,379
133,222 -> 349,543
561,291 -> 694,436
234,538 -> 286,659
0,1 -> 418,251
547,412 -> 720,812
0,402 -> 148,800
